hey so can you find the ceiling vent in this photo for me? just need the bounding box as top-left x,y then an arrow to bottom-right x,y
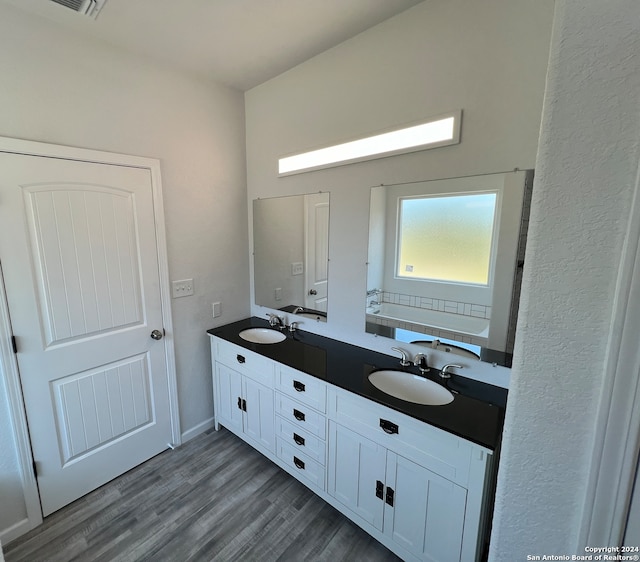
49,0 -> 108,19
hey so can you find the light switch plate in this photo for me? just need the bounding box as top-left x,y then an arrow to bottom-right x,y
292,262 -> 304,276
212,301 -> 222,318
172,278 -> 194,298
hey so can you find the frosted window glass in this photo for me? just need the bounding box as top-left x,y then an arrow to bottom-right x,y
397,193 -> 497,285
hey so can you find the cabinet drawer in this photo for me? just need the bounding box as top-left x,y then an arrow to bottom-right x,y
277,438 -> 326,491
213,338 -> 274,386
277,367 -> 327,413
276,417 -> 326,465
276,394 -> 326,440
328,387 -> 474,486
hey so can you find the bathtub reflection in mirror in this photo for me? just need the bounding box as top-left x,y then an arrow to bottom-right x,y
366,171 -> 533,367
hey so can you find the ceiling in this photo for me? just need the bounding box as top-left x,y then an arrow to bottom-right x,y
2,0 -> 425,91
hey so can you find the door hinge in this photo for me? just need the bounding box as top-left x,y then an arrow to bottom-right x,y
11,335 -> 17,354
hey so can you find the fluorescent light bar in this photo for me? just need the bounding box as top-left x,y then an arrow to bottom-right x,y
278,111 -> 461,176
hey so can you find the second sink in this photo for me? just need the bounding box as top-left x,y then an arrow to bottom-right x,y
239,328 -> 286,344
368,369 -> 454,406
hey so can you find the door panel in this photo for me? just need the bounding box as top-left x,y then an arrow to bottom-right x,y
216,363 -> 243,434
0,152 -> 172,516
52,354 -> 152,463
26,186 -> 144,344
385,452 -> 467,561
243,377 -> 275,452
304,193 -> 329,311
328,422 -> 386,530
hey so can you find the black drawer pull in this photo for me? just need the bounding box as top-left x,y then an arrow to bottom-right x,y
380,419 -> 399,434
293,433 -> 305,446
376,480 -> 384,500
236,354 -> 245,364
293,380 -> 305,392
385,486 -> 395,507
237,397 -> 242,410
293,456 -> 305,470
293,408 -> 306,421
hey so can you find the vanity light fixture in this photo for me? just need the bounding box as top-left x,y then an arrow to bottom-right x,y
278,110 -> 461,176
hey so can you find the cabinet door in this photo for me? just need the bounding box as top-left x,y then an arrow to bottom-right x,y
384,452 -> 467,561
243,377 -> 275,453
216,363 -> 243,433
327,422 -> 386,530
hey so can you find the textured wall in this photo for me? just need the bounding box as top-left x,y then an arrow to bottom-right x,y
490,0 -> 640,557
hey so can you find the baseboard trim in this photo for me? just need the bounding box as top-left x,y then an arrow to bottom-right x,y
181,417 -> 215,443
1,517 -> 38,546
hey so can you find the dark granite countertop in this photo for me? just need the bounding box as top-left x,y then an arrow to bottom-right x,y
207,317 -> 507,450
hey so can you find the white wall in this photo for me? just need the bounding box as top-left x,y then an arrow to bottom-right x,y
245,0 -> 555,386
490,0 -> 640,557
0,2 -> 249,538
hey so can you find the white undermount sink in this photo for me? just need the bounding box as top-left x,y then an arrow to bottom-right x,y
368,370 -> 454,406
238,328 -> 286,344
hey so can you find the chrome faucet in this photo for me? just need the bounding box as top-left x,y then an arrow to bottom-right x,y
440,364 -> 463,379
391,347 -> 411,367
267,313 -> 284,329
413,353 -> 430,374
291,306 -> 304,314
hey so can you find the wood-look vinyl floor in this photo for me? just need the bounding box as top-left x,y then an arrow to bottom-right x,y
4,428 -> 400,562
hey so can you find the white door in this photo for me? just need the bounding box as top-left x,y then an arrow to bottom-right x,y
243,377 -> 275,452
216,362 -> 244,434
327,422 -> 386,530
384,452 -> 467,560
0,152 -> 173,516
304,193 -> 329,311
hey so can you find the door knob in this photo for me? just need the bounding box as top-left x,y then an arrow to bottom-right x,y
308,289 -> 317,295
150,329 -> 163,340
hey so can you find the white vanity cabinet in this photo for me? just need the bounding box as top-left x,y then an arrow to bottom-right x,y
209,333 -> 496,562
274,365 -> 328,492
327,386 -> 494,562
211,338 -> 276,454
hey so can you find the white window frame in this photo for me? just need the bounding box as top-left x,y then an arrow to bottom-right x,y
394,189 -> 503,293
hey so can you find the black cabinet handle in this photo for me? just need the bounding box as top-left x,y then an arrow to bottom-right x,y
293,408 -> 306,421
380,419 -> 399,434
376,480 -> 384,500
236,354 -> 245,364
242,399 -> 247,412
293,380 -> 305,392
385,486 -> 395,507
293,456 -> 305,470
293,433 -> 305,446
237,397 -> 242,410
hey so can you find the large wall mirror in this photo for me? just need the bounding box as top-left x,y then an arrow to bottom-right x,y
253,192 -> 330,321
366,170 -> 533,367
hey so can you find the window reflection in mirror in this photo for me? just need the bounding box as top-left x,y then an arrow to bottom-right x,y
253,193 -> 330,322
366,171 -> 533,367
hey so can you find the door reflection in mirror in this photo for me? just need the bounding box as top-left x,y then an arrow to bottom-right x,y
253,193 -> 330,321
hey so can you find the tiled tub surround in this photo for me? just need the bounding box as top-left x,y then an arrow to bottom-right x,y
366,290 -> 491,347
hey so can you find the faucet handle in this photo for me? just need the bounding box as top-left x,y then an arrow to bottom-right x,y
267,313 -> 283,328
440,364 -> 463,379
391,347 -> 411,367
413,353 -> 430,374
